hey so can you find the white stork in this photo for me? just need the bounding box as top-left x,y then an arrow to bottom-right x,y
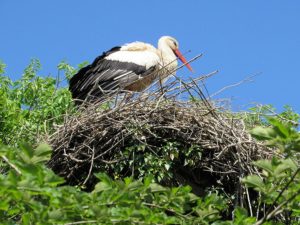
69,36 -> 193,104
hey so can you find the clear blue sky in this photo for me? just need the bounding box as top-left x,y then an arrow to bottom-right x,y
1,1 -> 299,112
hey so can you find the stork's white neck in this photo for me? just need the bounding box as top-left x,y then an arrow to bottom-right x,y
157,38 -> 178,73
158,40 -> 175,59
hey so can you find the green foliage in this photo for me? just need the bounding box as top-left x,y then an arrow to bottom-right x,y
57,60 -> 89,81
279,105 -> 300,128
244,104 -> 299,130
0,143 -> 227,224
0,60 -> 6,75
1,60 -> 300,224
246,104 -> 276,127
251,117 -> 300,155
243,118 -> 300,224
117,142 -> 181,182
102,141 -> 203,186
0,59 -> 75,145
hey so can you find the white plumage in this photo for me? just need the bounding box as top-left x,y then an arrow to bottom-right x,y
105,50 -> 160,70
69,36 -> 192,104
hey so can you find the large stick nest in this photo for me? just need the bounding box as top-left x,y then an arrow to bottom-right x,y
47,68 -> 273,204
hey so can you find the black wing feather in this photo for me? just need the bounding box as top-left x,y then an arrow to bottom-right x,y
69,46 -> 156,104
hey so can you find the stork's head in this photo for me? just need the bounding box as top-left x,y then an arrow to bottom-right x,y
158,36 -> 193,72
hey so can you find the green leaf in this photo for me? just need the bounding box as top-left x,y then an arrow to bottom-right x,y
19,143 -> 34,158
254,160 -> 273,174
164,163 -> 171,171
0,200 -> 9,211
48,209 -> 64,220
93,173 -> 114,193
242,175 -> 264,190
44,172 -> 65,186
234,207 -> 248,220
149,183 -> 167,192
31,143 -> 52,164
22,213 -> 31,225
268,117 -> 290,138
34,143 -> 52,157
93,182 -> 112,193
251,127 -> 277,141
274,159 -> 297,176
0,60 -> 6,74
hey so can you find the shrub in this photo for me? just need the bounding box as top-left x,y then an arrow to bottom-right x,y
1,60 -> 299,224
0,59 -> 74,145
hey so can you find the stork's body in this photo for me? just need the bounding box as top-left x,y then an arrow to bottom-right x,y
69,36 -> 192,104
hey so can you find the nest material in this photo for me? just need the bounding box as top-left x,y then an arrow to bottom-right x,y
47,71 -> 273,203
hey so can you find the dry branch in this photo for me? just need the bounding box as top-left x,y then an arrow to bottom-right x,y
47,66 -> 274,211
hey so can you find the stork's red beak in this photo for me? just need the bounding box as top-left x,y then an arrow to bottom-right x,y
174,49 -> 193,72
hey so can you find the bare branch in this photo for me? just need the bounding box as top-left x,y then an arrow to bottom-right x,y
1,155 -> 22,175
210,74 -> 260,98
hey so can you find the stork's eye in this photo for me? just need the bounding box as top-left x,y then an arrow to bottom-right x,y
173,41 -> 177,46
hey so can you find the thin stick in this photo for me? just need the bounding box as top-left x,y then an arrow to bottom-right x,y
1,155 -> 22,175
254,189 -> 300,225
254,168 -> 300,225
83,145 -> 95,185
64,220 -> 98,225
210,74 -> 259,98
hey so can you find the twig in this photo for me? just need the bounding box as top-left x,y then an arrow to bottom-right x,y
47,66 -> 274,213
254,167 -> 300,225
142,202 -> 189,220
83,145 -> 95,185
258,104 -> 299,127
1,155 -> 22,175
210,74 -> 259,98
245,185 -> 253,217
254,189 -> 300,225
64,220 -> 98,225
